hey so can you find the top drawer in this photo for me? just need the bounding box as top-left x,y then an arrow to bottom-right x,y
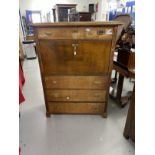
37,27 -> 113,40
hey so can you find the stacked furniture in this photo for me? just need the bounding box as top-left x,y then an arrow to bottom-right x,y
31,22 -> 122,117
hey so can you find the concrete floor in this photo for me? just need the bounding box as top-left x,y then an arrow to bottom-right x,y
19,58 -> 135,155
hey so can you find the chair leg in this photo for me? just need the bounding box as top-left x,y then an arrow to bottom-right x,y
111,71 -> 118,83
116,74 -> 124,107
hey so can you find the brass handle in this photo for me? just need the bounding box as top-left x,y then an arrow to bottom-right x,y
74,46 -> 77,56
66,96 -> 70,100
45,32 -> 52,35
85,28 -> 91,32
94,81 -> 102,84
97,30 -> 105,35
72,30 -> 78,33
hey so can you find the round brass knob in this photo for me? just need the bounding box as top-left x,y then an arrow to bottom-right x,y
66,96 -> 70,100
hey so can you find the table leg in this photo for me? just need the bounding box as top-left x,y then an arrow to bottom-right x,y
111,71 -> 118,83
116,74 -> 124,107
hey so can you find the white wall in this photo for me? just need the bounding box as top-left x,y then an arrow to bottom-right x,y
20,0 -> 89,21
19,0 -> 109,22
101,0 -> 109,21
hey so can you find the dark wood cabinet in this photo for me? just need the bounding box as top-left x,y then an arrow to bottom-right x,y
69,12 -> 92,21
117,48 -> 135,70
124,85 -> 135,142
55,4 -> 77,22
32,22 -> 122,117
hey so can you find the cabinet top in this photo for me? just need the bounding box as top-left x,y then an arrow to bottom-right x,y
30,21 -> 123,28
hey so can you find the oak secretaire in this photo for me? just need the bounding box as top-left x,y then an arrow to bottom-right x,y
31,22 -> 122,117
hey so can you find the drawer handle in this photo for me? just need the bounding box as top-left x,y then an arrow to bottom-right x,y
72,30 -> 78,33
52,80 -> 57,84
66,96 -> 70,100
85,28 -> 91,32
45,32 -> 52,36
94,81 -> 102,84
97,30 -> 105,35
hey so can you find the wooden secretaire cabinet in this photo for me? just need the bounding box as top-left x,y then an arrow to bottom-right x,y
32,22 -> 122,117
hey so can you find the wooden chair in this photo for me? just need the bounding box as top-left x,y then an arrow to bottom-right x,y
110,14 -> 135,107
112,14 -> 132,83
113,14 -> 132,43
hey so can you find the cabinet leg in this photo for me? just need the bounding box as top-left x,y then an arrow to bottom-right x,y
102,112 -> 107,118
123,132 -> 129,139
46,112 -> 51,117
111,71 -> 118,84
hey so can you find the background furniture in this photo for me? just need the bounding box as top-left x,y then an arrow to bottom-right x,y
52,8 -> 56,22
111,14 -> 132,83
124,84 -> 135,142
89,4 -> 95,13
32,21 -> 122,117
113,14 -> 132,43
110,50 -> 135,107
55,4 -> 77,22
69,12 -> 91,21
22,40 -> 37,59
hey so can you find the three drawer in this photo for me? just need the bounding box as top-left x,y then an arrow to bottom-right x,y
45,76 -> 108,89
48,102 -> 105,114
38,27 -> 113,40
46,90 -> 106,102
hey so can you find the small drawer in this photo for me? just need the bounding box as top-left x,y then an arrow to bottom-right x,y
38,28 -> 79,40
37,27 -> 113,40
48,102 -> 105,114
46,90 -> 106,102
44,76 -> 108,89
78,27 -> 113,40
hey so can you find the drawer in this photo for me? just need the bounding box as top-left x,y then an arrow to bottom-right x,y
39,40 -> 112,75
38,28 -> 78,40
48,102 -> 105,114
45,76 -> 108,89
78,27 -> 113,40
46,90 -> 106,102
38,27 -> 113,40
